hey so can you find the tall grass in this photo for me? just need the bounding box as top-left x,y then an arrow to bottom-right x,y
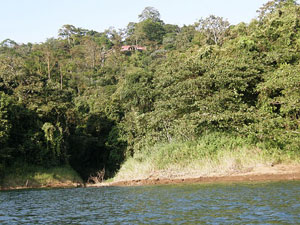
113,132 -> 299,181
1,163 -> 83,189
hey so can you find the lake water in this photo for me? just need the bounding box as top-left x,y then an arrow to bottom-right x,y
1,181 -> 300,224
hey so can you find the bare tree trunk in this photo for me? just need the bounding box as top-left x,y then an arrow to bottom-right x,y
163,121 -> 172,143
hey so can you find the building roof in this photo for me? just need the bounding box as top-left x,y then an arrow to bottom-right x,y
121,45 -> 146,51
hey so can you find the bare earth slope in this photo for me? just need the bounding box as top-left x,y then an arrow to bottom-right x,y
89,164 -> 300,187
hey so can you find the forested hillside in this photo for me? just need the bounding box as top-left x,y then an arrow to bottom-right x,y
0,0 -> 299,182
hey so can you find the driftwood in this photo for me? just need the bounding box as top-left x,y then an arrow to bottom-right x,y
87,167 -> 105,184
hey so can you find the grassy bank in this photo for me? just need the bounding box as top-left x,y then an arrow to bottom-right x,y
0,163 -> 83,190
113,133 -> 300,182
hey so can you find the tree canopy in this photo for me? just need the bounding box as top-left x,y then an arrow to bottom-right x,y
0,2 -> 299,181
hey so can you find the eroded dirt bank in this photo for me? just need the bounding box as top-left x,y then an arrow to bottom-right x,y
3,164 -> 300,190
89,164 -> 300,187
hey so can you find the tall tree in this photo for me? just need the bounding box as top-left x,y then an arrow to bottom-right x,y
257,0 -> 297,21
41,38 -> 58,80
196,15 -> 230,45
138,6 -> 162,23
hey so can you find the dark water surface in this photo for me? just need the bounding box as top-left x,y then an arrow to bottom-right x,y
1,181 -> 300,224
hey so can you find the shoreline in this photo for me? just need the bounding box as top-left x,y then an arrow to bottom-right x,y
0,164 -> 83,191
89,164 -> 300,187
101,172 -> 300,187
2,164 -> 300,190
0,182 -> 83,191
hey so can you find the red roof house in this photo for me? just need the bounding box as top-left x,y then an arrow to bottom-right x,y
121,45 -> 146,52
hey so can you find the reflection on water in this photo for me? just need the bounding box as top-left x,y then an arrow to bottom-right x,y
1,181 -> 300,224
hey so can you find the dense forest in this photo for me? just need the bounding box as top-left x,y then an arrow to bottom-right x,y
0,0 -> 299,182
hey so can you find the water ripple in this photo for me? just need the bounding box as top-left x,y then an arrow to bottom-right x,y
1,181 -> 300,224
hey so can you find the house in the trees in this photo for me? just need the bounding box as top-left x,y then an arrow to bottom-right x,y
121,45 -> 146,52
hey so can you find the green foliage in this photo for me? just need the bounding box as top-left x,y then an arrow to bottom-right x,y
114,132 -> 298,181
0,92 -> 11,144
42,122 -> 63,159
1,162 -> 82,188
132,19 -> 166,45
1,1 -> 299,183
138,7 -> 162,23
0,92 -> 13,176
144,133 -> 262,169
120,67 -> 154,113
196,15 -> 230,45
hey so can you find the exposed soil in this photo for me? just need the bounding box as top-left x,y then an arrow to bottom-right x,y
3,164 -> 300,190
89,164 -> 300,187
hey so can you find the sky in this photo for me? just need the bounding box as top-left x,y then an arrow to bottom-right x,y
1,0 -> 270,44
